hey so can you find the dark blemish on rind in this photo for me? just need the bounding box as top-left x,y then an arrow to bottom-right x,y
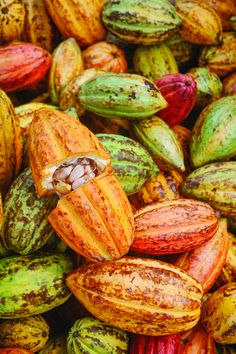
129,91 -> 136,100
1,7 -> 8,14
144,80 -> 157,91
73,331 -> 79,338
185,181 -> 200,189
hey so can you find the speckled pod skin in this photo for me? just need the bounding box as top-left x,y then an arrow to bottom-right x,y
199,32 -> 236,78
22,0 -> 58,52
48,172 -> 134,262
0,42 -> 52,92
1,168 -> 58,255
78,72 -> 168,120
201,282 -> 236,344
60,68 -> 106,117
136,170 -> 183,206
203,0 -> 236,31
131,116 -> 185,172
131,199 -> 218,255
187,67 -> 223,108
66,256 -> 203,336
175,218 -> 229,293
43,0 -> 106,46
133,44 -> 178,82
28,108 -> 111,196
181,324 -> 216,353
102,0 -> 181,45
0,0 -> 25,42
182,161 -> 236,217
67,317 -> 129,353
0,253 -> 73,318
0,316 -> 49,352
165,34 -> 196,67
175,0 -> 222,45
97,133 -> 159,195
217,233 -> 236,286
190,96 -> 236,168
0,90 -> 22,194
49,38 -> 84,105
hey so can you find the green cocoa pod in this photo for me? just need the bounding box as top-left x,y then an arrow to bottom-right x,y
133,44 -> 178,81
97,134 -> 159,195
182,161 -> 236,217
67,317 -> 129,354
49,38 -> 84,105
187,67 -> 223,108
132,116 -> 185,172
1,168 -> 58,255
0,315 -> 49,352
0,252 -> 73,318
190,96 -> 236,168
60,68 -> 106,117
79,73 -> 168,120
102,0 -> 181,45
38,336 -> 67,354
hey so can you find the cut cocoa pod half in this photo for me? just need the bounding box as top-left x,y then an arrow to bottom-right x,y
28,108 -> 111,196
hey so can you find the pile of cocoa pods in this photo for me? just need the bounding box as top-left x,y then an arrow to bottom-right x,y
0,0 -> 236,353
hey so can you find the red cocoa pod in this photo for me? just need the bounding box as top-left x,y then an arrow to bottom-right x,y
0,42 -> 52,92
131,199 -> 218,255
129,333 -> 182,354
155,73 -> 197,126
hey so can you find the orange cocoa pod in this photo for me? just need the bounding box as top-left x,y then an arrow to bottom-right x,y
0,42 -> 51,92
28,108 -> 111,197
0,90 -> 23,195
22,0 -> 59,52
202,0 -> 236,31
48,172 -> 134,262
82,41 -> 128,73
175,0 -> 222,45
131,199 -> 218,255
181,324 -> 216,353
66,256 -> 203,335
43,0 -> 106,47
175,218 -> 229,293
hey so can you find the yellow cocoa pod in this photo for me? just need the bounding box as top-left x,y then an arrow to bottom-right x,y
0,90 -> 22,195
22,0 -> 58,52
0,316 -> 49,352
137,170 -> 183,206
201,282 -> 236,344
49,38 -> 84,105
0,0 -> 25,43
175,0 -> 222,45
